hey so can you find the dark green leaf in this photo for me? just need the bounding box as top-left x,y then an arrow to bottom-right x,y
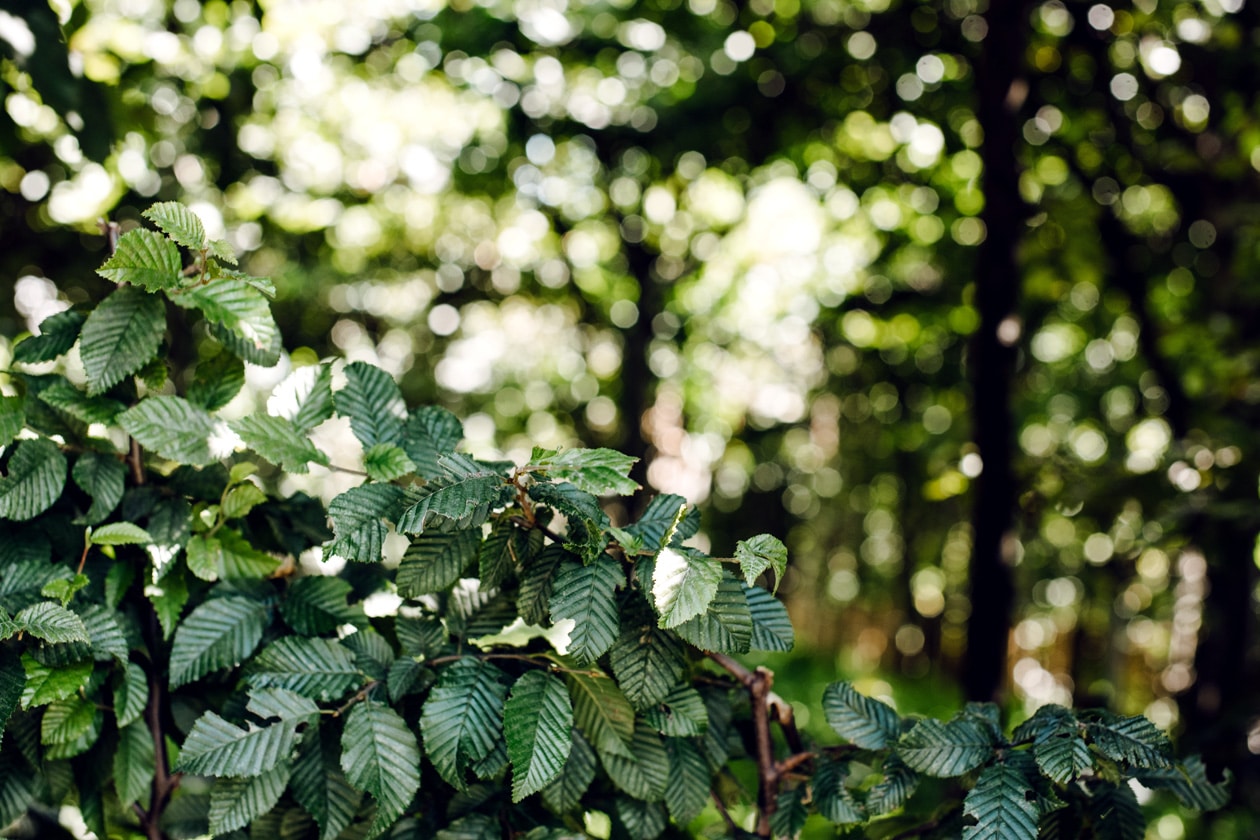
36,378 -> 126,424
527,481 -> 608,562
599,722 -> 669,801
505,670 -> 573,801
78,603 -> 130,661
79,285 -> 166,396
325,483 -> 407,563
396,457 -> 508,535
188,351 -> 246,411
867,753 -> 919,816
1085,712 -> 1173,769
12,309 -> 85,364
746,584 -> 794,652
549,556 -> 624,664
115,720 -> 157,807
437,814 -> 500,840
0,396 -> 23,448
340,628 -> 394,680
1035,727 -> 1092,785
173,278 -> 278,355
479,519 -> 535,590
614,796 -> 666,840
961,763 -> 1038,840
401,405 -> 463,479
97,227 -> 183,290
518,545 -> 567,625
397,529 -> 481,597
0,438 -> 67,521
813,758 -> 866,825
899,717 -> 996,777
16,601 -> 88,643
176,711 -> 297,776
541,730 -> 597,813
822,682 -> 900,749
209,763 -> 291,835
0,648 -> 23,743
421,658 -> 508,790
771,786 -> 808,839
230,413 -> 329,473
664,737 -> 710,825
117,396 -> 217,466
568,670 -> 635,759
342,701 -> 421,834
209,318 -> 282,367
1085,782 -> 1145,840
168,596 -> 268,689
672,575 -> 752,654
292,722 -> 361,840
72,451 -> 126,525
244,636 -> 360,701
610,595 -> 687,711
624,494 -> 697,550
279,576 -> 362,635
1135,757 -> 1232,811
336,361 -> 405,448
114,661 -> 148,727
142,201 -> 207,250
644,685 -> 708,737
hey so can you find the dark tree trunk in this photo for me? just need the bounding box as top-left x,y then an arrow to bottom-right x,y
963,0 -> 1029,702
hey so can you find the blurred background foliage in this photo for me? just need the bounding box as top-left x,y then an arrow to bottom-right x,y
2,0 -> 1259,835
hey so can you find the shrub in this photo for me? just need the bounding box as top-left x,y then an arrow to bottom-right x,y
0,204 -> 1230,839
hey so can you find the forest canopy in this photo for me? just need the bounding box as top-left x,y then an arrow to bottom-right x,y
2,0 -> 1258,835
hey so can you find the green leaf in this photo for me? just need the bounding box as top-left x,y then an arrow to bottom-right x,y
209,763 -> 291,835
771,787 -> 808,839
505,670 -> 574,802
813,758 -> 866,825
615,797 -> 667,840
173,278 -> 278,354
534,448 -> 640,496
518,544 -> 567,625
36,378 -> 127,425
396,457 -> 508,535
1085,782 -> 1144,840
186,530 -> 282,581
325,483 -> 407,564
90,521 -> 153,545
0,649 -> 24,743
230,413 -> 328,474
388,656 -> 430,702
867,753 -> 919,816
363,443 -> 416,482
609,595 -> 687,711
672,576 -> 753,654
209,318 -> 282,367
114,661 -> 148,726
0,438 -> 67,521
12,309 -> 85,364
651,547 -> 721,630
1035,726 -> 1093,785
336,361 -> 405,448
624,494 -> 697,550
247,687 -> 321,725
340,628 -> 394,680
0,397 -> 24,448
78,603 -> 130,661
899,717 -> 996,777
148,571 -> 189,640
746,584 -> 795,652
221,481 -> 267,520
528,481 -> 609,562
176,711 -> 297,776
644,685 -> 708,737
664,737 -> 709,825
421,658 -> 509,790
244,636 -> 360,701
72,451 -> 126,525
1135,756 -> 1232,810
188,351 -> 245,411
541,730 -> 597,813
268,363 -> 335,434
437,814 -> 500,840
115,720 -> 157,807
568,670 -> 635,759
735,534 -> 788,594
117,396 -> 217,466
292,723 -> 361,840
21,654 -> 90,707
479,520 -> 535,589
961,763 -> 1038,840
549,557 -> 624,665
280,576 -> 362,635
397,529 -> 481,597
599,722 -> 669,801
402,405 -> 463,479
79,285 -> 166,396
16,601 -> 88,643
168,596 -> 268,689
0,759 -> 34,828
822,682 -> 900,749
39,696 -> 92,746
97,227 -> 183,290
142,201 -> 207,249
1085,712 -> 1173,769
342,700 -> 420,831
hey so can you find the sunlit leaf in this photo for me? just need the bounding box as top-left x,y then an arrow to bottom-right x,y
96,228 -> 183,290
142,201 -> 206,250
651,547 -> 721,629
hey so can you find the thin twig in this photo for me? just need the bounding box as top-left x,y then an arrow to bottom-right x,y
768,690 -> 804,754
330,681 -> 382,717
710,788 -> 739,835
425,652 -> 604,677
707,653 -> 778,837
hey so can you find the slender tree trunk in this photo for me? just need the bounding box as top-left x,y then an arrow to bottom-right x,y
963,0 -> 1029,702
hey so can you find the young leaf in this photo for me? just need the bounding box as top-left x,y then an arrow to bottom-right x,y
336,361 -> 405,448
672,575 -> 753,654
664,737 -> 710,825
21,654 -> 91,707
535,448 -> 640,496
173,278 -> 278,353
168,596 -> 269,689
363,443 -> 416,482
549,557 -> 625,664
90,522 -> 153,546
142,201 -> 207,250
117,396 -> 217,466
822,682 -> 900,749
96,228 -> 183,290
609,596 -> 687,711
268,363 -> 334,433
505,671 -> 574,802
72,451 -> 126,525
1085,712 -> 1173,769
12,309 -> 85,364
221,482 -> 266,520
209,763 -> 291,835
114,720 -> 157,807
961,763 -> 1038,840
397,529 -> 481,598
187,351 -> 246,412
421,658 -> 509,790
599,723 -> 669,801
899,717 -> 996,777
341,701 -> 421,834
746,584 -> 795,652
644,685 -> 708,737
541,730 -> 597,813
735,534 -> 788,593
651,547 -> 722,629
567,670 -> 635,759
15,601 -> 88,644
244,636 -> 360,701
186,530 -> 282,581
292,723 -> 362,840
402,405 -> 464,479
0,438 -> 67,521
229,413 -> 329,474
176,712 -> 297,776
79,285 -> 166,396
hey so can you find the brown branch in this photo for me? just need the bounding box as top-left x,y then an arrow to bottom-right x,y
707,653 -> 779,836
775,751 -> 814,777
768,690 -> 803,754
144,651 -> 180,840
129,438 -> 146,486
710,788 -> 739,835
330,680 -> 382,718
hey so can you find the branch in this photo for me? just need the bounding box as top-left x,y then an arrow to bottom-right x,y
707,653 -> 778,837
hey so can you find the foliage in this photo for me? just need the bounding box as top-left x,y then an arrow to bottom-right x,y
0,206 -> 1231,838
